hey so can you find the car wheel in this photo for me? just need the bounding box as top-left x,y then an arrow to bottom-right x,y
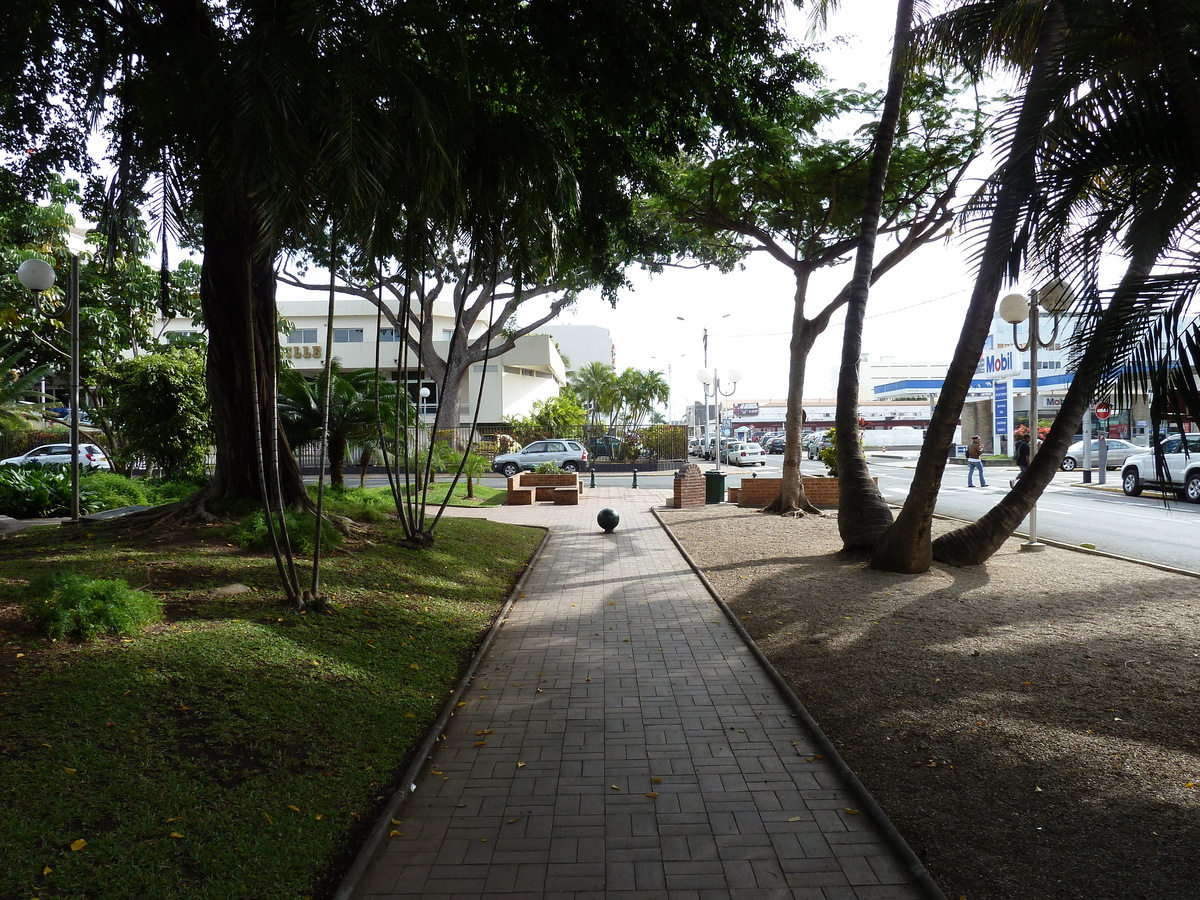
501,462 -> 520,478
1122,468 -> 1143,497
562,461 -> 579,473
1060,457 -> 1077,471
1185,473 -> 1200,503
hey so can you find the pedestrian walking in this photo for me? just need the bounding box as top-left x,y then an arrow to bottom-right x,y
1010,434 -> 1031,488
966,434 -> 988,487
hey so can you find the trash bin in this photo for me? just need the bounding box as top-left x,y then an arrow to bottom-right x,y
704,469 -> 726,504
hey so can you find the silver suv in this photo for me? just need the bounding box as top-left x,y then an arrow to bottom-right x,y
1121,433 -> 1200,502
492,439 -> 589,478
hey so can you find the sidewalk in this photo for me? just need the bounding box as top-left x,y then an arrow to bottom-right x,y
343,487 -> 939,899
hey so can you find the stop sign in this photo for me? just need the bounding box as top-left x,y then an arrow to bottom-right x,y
1095,401 -> 1112,420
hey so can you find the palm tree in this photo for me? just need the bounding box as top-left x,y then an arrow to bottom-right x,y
876,0 -> 1200,570
0,342 -> 53,430
930,0 -> 1200,565
870,0 -> 1073,573
449,449 -> 489,499
569,362 -> 619,437
615,368 -> 670,434
833,0 -> 915,549
278,363 -> 395,490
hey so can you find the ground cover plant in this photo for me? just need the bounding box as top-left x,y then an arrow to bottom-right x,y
0,499 -> 542,899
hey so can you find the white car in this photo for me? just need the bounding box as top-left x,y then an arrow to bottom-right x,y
1121,434 -> 1200,502
1,442 -> 112,471
1059,438 -> 1141,471
725,441 -> 766,467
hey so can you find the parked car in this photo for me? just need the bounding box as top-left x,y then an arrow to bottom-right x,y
1059,438 -> 1141,471
705,436 -> 732,460
725,441 -> 766,467
1121,433 -> 1200,501
764,436 -> 787,454
806,430 -> 832,460
0,442 -> 111,470
588,435 -> 622,459
491,439 -> 589,478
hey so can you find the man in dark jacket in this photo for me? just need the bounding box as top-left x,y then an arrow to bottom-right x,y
1011,435 -> 1031,488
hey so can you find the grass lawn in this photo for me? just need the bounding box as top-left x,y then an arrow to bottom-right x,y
0,494 -> 542,899
407,479 -> 507,507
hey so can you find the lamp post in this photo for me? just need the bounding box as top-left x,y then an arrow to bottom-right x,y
17,256 -> 81,521
998,280 -> 1072,551
697,367 -> 740,472
678,313 -> 730,450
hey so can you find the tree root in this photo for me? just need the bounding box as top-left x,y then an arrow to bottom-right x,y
761,497 -> 824,517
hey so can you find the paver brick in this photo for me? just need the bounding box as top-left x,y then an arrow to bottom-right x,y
347,488 -> 929,900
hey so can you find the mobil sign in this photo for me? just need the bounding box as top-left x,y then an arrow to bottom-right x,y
983,351 -> 1016,374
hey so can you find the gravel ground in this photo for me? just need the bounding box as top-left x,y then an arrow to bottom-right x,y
660,505 -> 1200,900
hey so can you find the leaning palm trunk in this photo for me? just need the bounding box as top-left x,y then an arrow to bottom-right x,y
870,2 -> 1070,573
835,0 -> 913,548
932,252 -> 1158,565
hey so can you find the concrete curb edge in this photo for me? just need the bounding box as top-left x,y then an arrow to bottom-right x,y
652,505 -> 950,900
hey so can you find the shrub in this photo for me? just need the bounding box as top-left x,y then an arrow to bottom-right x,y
233,508 -> 343,555
145,476 -> 208,504
0,465 -> 102,517
819,427 -> 864,477
23,571 -> 163,641
81,471 -> 149,510
532,461 -> 563,474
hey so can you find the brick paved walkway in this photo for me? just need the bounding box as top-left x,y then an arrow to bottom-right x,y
346,487 -> 936,899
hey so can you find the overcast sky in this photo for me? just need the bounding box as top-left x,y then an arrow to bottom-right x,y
519,4 -> 986,416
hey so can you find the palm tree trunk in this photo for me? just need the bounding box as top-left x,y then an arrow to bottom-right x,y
835,0 -> 913,549
765,268 -> 822,515
932,251 -> 1158,565
870,1 -> 1070,573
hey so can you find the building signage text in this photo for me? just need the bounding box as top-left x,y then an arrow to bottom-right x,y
984,351 -> 1015,374
994,381 -> 1008,437
283,345 -> 323,360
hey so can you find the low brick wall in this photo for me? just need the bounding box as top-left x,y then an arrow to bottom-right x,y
736,475 -> 861,508
672,463 -> 705,508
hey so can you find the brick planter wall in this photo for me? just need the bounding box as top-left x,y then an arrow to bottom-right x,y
672,464 -> 705,508
506,472 -> 581,504
735,475 -> 872,509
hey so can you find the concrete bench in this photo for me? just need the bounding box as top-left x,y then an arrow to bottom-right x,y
552,486 -> 580,505
506,487 -> 534,505
506,472 -> 581,504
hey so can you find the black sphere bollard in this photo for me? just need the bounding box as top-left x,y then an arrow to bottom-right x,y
632,467 -> 638,489
597,507 -> 620,533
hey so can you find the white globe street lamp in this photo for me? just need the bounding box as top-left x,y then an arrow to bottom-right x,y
998,280 -> 1073,550
696,366 -> 740,472
18,255 -> 82,521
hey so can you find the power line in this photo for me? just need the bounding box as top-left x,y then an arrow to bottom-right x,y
713,288 -> 970,339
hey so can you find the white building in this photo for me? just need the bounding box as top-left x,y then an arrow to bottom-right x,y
157,295 -> 568,427
540,324 -> 615,377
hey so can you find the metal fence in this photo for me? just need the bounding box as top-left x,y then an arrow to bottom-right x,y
296,425 -> 689,467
